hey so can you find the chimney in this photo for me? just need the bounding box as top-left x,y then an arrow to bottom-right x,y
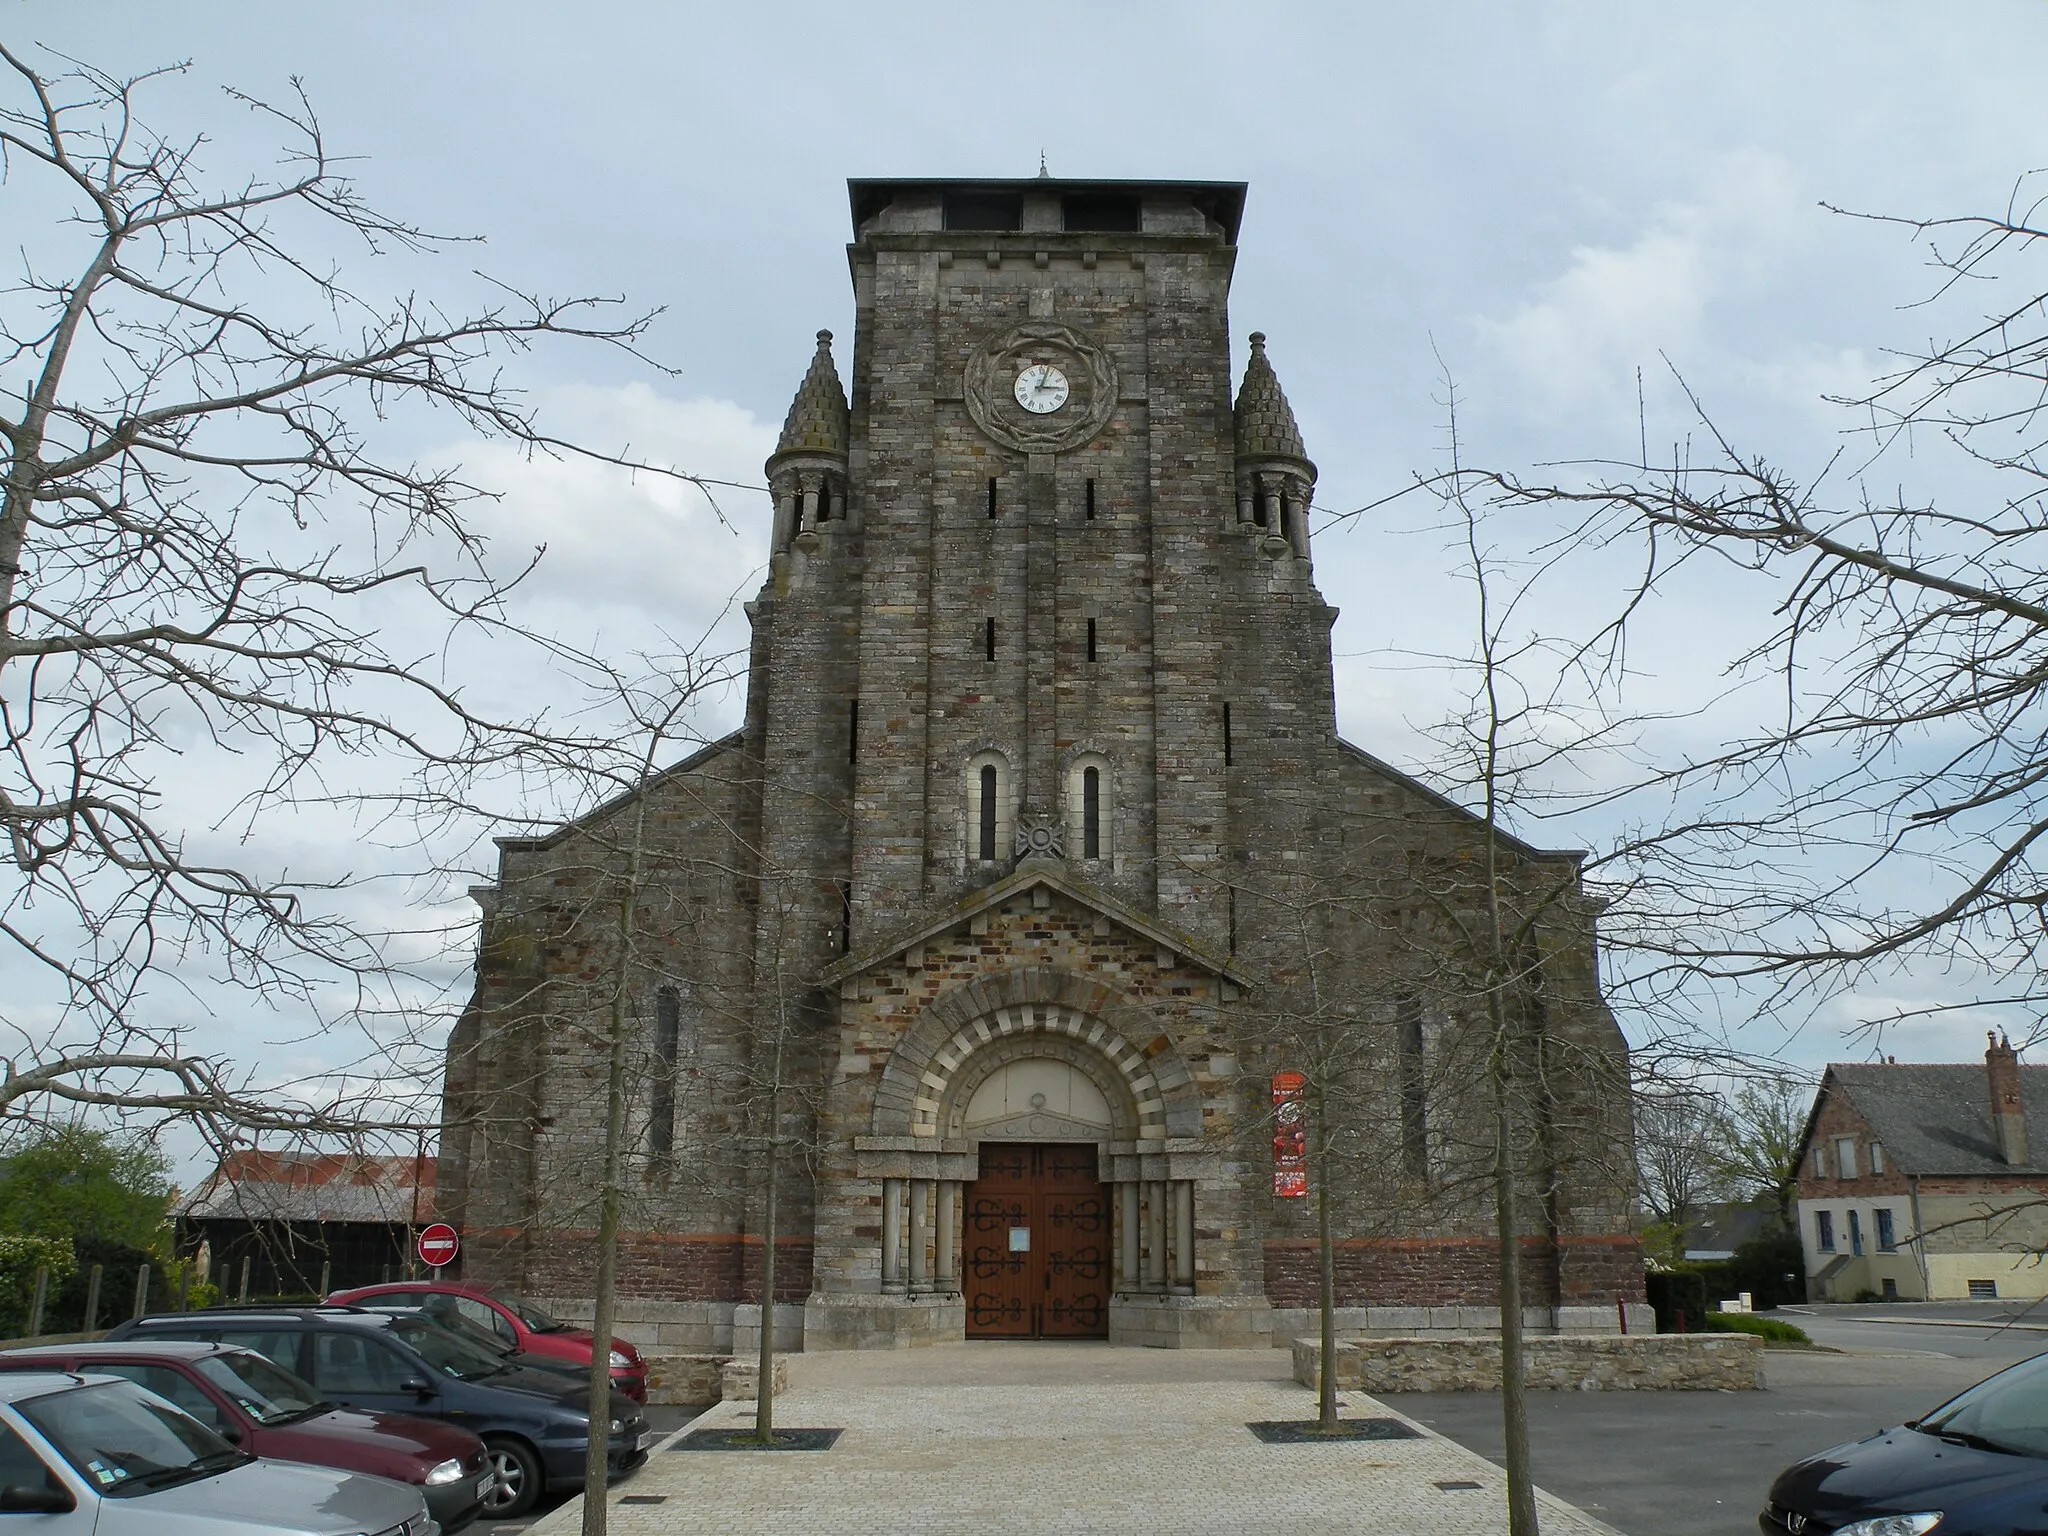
1988,1031 -> 2029,1165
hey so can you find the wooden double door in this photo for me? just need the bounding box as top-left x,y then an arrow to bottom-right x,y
964,1142 -> 1111,1339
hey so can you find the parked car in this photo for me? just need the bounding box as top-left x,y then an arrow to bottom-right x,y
105,1307 -> 652,1519
1763,1349 -> 2048,1535
0,1368 -> 433,1535
0,1339 -> 491,1531
328,1282 -> 649,1403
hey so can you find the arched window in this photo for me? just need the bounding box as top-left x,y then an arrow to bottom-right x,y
979,766 -> 997,861
965,752 -> 1012,865
1063,752 -> 1113,863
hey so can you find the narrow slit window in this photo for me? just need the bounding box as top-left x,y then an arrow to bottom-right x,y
1082,766 -> 1101,859
987,477 -> 998,519
837,879 -> 853,955
1085,479 -> 1097,520
650,987 -> 681,1157
1086,618 -> 1097,663
985,617 -> 997,662
1223,703 -> 1234,766
848,698 -> 858,763
1397,995 -> 1427,1180
978,764 -> 998,862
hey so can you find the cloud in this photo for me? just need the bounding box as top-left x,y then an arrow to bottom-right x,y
452,383 -> 776,651
1472,149 -> 1810,414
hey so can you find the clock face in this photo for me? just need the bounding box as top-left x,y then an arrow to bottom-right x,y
1013,362 -> 1070,414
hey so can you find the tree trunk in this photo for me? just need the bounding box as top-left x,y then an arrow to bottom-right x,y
1493,1039 -> 1539,1536
1315,1088 -> 1338,1430
753,1129 -> 780,1443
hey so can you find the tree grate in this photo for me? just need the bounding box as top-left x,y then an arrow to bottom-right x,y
670,1427 -> 843,1452
1245,1418 -> 1424,1444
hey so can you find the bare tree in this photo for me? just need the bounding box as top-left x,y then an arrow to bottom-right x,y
1448,175 -> 2048,1027
1709,1072 -> 1809,1229
0,43 -> 710,1143
1633,1083 -> 1734,1250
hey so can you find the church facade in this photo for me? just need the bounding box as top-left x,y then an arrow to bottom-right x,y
438,178 -> 1645,1351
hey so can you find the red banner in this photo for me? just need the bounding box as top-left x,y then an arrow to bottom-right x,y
1272,1071 -> 1307,1198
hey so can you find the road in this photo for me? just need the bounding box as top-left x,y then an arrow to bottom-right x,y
1386,1304 -> 2048,1536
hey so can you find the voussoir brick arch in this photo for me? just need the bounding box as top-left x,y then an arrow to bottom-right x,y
869,965 -> 1200,1141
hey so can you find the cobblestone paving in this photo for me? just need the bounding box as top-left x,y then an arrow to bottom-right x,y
530,1346 -> 1621,1535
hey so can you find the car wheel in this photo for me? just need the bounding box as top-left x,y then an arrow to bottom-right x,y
481,1437 -> 542,1520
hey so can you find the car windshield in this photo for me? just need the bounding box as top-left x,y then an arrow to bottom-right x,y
17,1380 -> 250,1497
389,1316 -> 515,1380
193,1351 -> 327,1425
1918,1352 -> 2048,1457
490,1292 -> 566,1333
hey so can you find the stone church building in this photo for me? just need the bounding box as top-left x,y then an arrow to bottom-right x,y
439,177 -> 1645,1351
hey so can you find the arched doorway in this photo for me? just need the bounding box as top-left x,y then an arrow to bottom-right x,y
955,1056 -> 1115,1338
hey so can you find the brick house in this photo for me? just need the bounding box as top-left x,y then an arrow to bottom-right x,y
438,176 -> 1645,1352
1796,1036 -> 2048,1301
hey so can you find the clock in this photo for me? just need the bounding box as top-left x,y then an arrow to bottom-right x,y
1014,362 -> 1069,414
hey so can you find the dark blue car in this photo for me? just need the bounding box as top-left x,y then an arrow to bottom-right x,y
1763,1350 -> 2048,1536
105,1306 -> 651,1519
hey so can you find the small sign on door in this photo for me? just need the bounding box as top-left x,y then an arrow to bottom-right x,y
1008,1226 -> 1031,1252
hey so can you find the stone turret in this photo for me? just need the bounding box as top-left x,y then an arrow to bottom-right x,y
1232,331 -> 1317,561
765,329 -> 850,552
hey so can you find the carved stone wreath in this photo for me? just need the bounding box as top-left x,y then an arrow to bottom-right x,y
963,321 -> 1118,455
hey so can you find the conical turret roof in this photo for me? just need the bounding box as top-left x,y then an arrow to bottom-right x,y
1232,331 -> 1309,463
774,330 -> 849,458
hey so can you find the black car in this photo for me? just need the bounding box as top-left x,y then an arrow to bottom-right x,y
1763,1349 -> 2048,1536
105,1306 -> 652,1519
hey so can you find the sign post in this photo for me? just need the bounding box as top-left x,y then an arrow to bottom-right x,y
415,1222 -> 460,1276
1271,1071 -> 1308,1197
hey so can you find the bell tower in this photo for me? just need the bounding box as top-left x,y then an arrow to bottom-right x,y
828,176 -> 1318,952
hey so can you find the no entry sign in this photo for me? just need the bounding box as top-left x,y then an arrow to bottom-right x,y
416,1223 -> 460,1269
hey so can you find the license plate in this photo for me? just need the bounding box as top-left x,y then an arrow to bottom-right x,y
635,1430 -> 659,1451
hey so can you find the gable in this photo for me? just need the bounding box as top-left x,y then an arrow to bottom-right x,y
818,863 -> 1253,991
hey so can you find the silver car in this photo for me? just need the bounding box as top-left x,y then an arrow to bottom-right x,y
0,1371 -> 434,1535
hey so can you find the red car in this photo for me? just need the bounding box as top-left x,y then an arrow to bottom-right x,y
0,1338 -> 494,1531
329,1281 -> 649,1403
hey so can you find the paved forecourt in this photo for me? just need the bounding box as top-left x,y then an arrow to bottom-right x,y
530,1344 -> 1621,1536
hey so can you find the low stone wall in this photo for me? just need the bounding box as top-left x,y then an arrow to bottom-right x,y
640,1352 -> 791,1406
1292,1333 -> 1764,1392
1267,1304 -> 1656,1343
536,1298 -> 805,1355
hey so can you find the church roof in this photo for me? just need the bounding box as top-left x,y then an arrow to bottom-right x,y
818,862 -> 1256,990
772,329 -> 848,459
1233,331 -> 1311,466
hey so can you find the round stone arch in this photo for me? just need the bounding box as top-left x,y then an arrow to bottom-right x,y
868,965 -> 1201,1142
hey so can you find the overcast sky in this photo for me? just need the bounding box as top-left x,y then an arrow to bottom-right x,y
11,0 -> 2048,1159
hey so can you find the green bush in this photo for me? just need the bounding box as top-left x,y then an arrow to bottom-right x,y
1704,1311 -> 1811,1345
0,1234 -> 76,1337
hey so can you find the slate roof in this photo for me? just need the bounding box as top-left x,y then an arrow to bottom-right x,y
771,329 -> 849,459
1233,331 -> 1310,465
1821,1062 -> 2048,1177
180,1151 -> 435,1224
